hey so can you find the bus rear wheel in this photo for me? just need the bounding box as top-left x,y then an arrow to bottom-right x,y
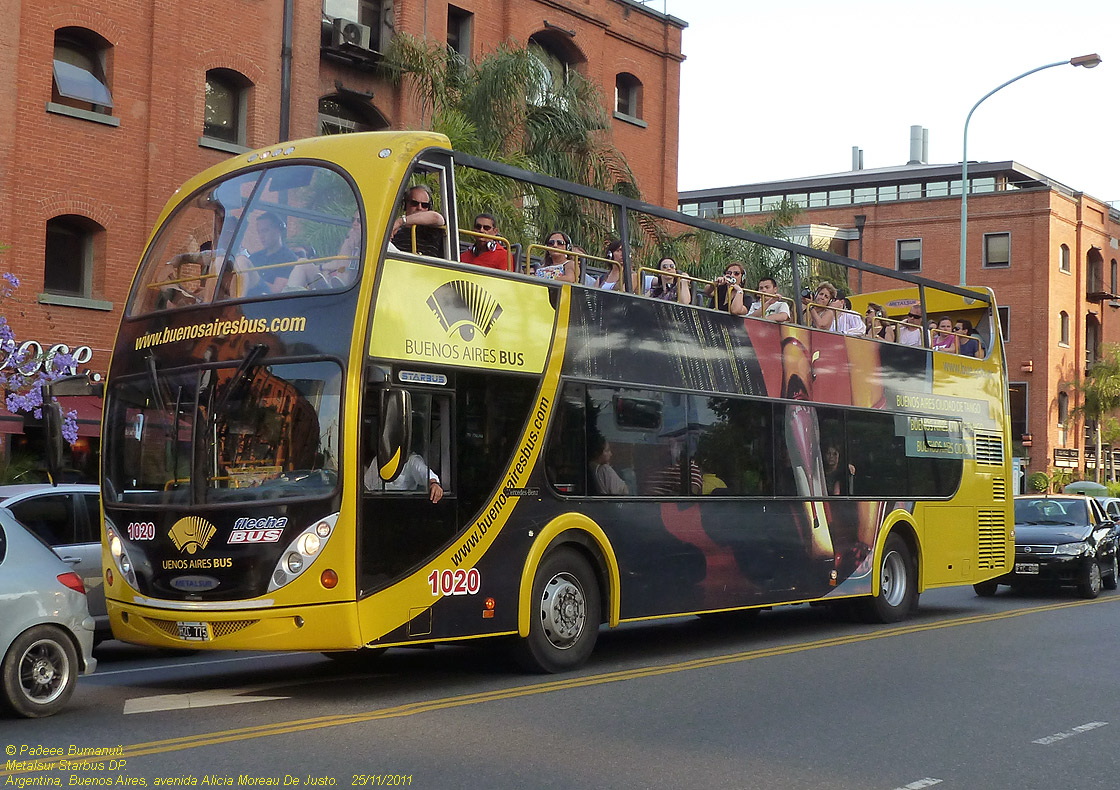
857,534 -> 916,624
514,547 -> 601,673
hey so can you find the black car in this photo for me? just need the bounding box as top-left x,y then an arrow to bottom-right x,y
974,494 -> 1119,599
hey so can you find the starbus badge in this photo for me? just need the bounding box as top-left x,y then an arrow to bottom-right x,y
169,516 -> 217,555
426,280 -> 503,342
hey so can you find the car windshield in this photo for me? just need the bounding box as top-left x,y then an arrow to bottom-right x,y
1015,498 -> 1088,526
103,359 -> 342,505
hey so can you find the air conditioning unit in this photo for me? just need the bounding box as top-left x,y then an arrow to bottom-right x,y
332,17 -> 371,49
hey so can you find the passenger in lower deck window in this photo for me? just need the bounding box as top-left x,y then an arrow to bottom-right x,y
588,435 -> 629,495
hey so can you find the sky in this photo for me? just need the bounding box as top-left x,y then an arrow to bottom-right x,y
667,0 -> 1119,203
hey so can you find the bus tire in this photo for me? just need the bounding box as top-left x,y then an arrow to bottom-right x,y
857,534 -> 916,624
972,580 -> 999,597
514,547 -> 601,673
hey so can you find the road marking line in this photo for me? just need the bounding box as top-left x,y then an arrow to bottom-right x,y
891,778 -> 942,790
3,595 -> 1116,776
123,685 -> 291,715
93,652 -> 310,677
1033,721 -> 1108,745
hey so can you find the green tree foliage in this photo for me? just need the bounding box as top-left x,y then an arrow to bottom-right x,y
378,35 -> 637,255
1026,471 -> 1049,493
1069,344 -> 1120,483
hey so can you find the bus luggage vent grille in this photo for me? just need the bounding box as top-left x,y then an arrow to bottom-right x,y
974,431 -> 1004,465
992,477 -> 1006,501
145,618 -> 258,639
977,509 -> 1007,569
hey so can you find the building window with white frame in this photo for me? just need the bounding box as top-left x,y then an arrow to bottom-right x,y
897,239 -> 921,273
1058,391 -> 1068,445
44,216 -> 99,298
51,28 -> 114,117
983,232 -> 1010,268
1059,311 -> 1070,346
1059,243 -> 1071,273
203,69 -> 250,147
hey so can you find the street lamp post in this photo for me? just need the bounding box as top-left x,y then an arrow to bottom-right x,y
959,53 -> 1101,286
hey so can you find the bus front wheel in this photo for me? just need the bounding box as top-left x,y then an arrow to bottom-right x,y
857,534 -> 917,624
514,547 -> 601,673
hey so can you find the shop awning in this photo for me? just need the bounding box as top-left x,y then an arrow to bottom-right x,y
0,395 -> 102,438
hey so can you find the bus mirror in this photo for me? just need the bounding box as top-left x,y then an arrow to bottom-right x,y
47,373 -> 103,398
42,399 -> 65,487
377,389 -> 412,483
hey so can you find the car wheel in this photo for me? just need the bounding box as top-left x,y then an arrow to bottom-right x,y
513,547 -> 601,673
973,580 -> 999,597
1,625 -> 79,718
1104,555 -> 1119,591
1078,559 -> 1103,599
856,534 -> 917,623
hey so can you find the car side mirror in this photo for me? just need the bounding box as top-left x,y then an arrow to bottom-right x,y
376,388 -> 411,483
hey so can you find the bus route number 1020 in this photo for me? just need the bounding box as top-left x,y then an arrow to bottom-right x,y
428,568 -> 481,596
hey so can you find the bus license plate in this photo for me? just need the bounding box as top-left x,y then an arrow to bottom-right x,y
177,621 -> 211,641
1014,563 -> 1040,575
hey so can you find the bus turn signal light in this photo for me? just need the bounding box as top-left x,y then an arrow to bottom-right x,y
321,569 -> 338,589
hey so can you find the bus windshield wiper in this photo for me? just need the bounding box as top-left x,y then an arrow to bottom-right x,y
213,343 -> 269,418
145,354 -> 166,413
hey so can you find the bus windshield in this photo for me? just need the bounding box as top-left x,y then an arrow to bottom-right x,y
103,359 -> 343,505
127,164 -> 361,315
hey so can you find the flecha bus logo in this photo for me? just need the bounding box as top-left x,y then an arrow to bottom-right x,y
426,280 -> 503,341
168,516 -> 217,554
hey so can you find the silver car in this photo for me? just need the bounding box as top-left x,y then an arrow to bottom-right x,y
0,508 -> 97,717
0,484 -> 106,638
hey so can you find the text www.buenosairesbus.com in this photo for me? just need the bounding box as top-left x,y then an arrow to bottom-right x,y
134,316 -> 308,350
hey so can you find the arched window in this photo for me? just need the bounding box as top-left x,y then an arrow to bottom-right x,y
528,31 -> 584,104
1087,248 -> 1104,293
318,95 -> 389,135
44,215 -> 103,298
1059,243 -> 1070,273
52,28 -> 113,114
1059,311 -> 1069,346
204,69 -> 251,145
1112,259 -> 1118,295
1058,391 -> 1068,424
615,72 -> 643,120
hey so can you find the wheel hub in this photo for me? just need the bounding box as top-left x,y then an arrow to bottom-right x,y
540,573 -> 585,649
29,658 -> 57,687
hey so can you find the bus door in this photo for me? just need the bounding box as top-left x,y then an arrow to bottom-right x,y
359,386 -> 455,596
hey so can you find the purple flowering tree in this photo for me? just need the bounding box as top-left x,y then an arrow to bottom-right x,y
0,272 -> 80,445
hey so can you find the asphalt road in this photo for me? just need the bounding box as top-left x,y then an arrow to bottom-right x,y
3,585 -> 1119,790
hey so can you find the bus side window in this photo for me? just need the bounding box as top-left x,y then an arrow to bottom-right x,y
545,383 -> 586,496
692,396 -> 774,496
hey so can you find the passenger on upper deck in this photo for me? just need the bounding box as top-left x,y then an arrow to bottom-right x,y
535,231 -> 578,283
897,307 -> 924,346
808,282 -> 838,330
834,296 -> 865,335
746,276 -> 790,322
955,318 -> 983,358
704,263 -> 749,316
232,212 -> 297,296
863,303 -> 895,342
597,239 -> 635,291
646,257 -> 691,305
460,213 -> 509,271
391,185 -> 446,257
932,317 -> 959,352
284,212 -> 362,291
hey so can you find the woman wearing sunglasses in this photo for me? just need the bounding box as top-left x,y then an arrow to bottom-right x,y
704,263 -> 749,316
863,302 -> 896,342
534,231 -> 578,283
646,257 -> 692,305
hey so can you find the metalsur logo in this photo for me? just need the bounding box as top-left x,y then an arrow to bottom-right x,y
426,280 -> 503,342
169,516 -> 217,555
170,575 -> 221,592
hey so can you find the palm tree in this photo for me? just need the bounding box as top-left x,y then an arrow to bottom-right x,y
378,35 -> 638,255
1069,344 -> 1120,483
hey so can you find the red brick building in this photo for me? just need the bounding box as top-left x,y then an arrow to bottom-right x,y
0,0 -> 685,474
680,156 -> 1120,488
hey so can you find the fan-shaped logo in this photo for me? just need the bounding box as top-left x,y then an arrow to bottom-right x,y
426,280 -> 503,342
169,516 -> 217,555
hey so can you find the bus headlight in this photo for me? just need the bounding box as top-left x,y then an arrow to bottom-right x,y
105,520 -> 138,589
268,513 -> 338,593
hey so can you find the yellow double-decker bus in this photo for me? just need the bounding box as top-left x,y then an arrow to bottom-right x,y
92,131 -> 1013,672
